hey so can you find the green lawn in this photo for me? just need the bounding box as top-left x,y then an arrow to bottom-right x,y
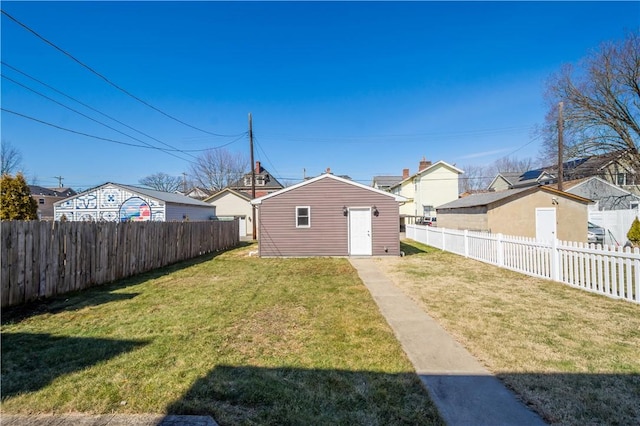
1,243 -> 443,425
377,240 -> 640,426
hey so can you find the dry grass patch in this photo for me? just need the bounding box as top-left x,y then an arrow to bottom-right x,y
376,240 -> 640,425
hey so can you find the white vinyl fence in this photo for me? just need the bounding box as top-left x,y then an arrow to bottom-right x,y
406,224 -> 640,304
589,208 -> 639,246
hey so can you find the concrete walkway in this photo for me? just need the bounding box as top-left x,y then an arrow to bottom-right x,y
349,257 -> 547,426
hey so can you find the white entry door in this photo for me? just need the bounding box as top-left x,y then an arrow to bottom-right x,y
349,208 -> 372,255
536,208 -> 557,242
238,217 -> 246,237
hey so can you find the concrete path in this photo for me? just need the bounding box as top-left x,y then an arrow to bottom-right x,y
349,257 -> 547,426
0,415 -> 216,426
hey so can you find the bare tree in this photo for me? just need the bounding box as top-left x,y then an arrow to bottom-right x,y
189,148 -> 248,191
461,156 -> 539,193
139,172 -> 183,192
491,156 -> 537,174
1,140 -> 23,176
539,30 -> 640,167
459,164 -> 491,193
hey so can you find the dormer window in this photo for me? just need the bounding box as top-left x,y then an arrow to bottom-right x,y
244,175 -> 267,186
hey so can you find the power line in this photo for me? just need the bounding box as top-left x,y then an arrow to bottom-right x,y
2,62 -> 248,158
1,9 -> 245,138
2,61 -> 212,157
2,107 -> 200,159
257,126 -> 535,144
2,74 -> 196,162
253,136 -> 283,183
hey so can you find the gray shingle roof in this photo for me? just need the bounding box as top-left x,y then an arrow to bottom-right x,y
372,176 -> 403,188
117,183 -> 214,206
437,187 -> 533,209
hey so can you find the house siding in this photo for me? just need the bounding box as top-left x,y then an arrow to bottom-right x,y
438,190 -> 589,242
207,191 -> 254,235
257,177 -> 400,257
165,204 -> 216,222
54,184 -> 215,222
437,206 -> 489,231
487,191 -> 588,242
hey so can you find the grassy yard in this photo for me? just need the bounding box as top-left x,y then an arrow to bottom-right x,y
1,243 -> 443,425
377,240 -> 640,426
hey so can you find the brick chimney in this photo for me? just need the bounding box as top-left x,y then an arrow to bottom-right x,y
255,161 -> 261,174
402,168 -> 410,179
419,157 -> 432,171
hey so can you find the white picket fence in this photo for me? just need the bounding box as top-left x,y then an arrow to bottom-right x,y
406,224 -> 640,304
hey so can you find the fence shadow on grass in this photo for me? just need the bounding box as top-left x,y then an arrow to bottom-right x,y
165,364 -> 445,425
1,243 -> 254,325
400,240 -> 430,256
0,332 -> 148,398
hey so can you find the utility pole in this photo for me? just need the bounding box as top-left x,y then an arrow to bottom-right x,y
249,113 -> 256,240
53,176 -> 64,188
182,172 -> 188,193
557,101 -> 564,192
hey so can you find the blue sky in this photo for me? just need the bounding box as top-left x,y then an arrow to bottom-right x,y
2,1 -> 639,189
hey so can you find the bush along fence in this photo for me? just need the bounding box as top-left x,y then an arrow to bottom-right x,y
406,224 -> 640,304
1,220 -> 239,308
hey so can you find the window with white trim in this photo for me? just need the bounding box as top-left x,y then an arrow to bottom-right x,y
296,206 -> 310,228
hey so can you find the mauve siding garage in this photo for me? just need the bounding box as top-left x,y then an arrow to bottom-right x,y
252,174 -> 405,257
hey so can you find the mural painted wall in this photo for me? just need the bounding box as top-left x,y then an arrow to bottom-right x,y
55,184 -> 165,222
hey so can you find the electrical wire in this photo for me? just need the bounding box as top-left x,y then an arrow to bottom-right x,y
1,74 -> 201,162
1,61 -> 241,156
1,9 -> 245,138
1,107 -> 200,160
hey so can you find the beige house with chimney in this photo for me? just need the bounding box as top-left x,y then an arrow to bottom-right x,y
389,157 -> 463,220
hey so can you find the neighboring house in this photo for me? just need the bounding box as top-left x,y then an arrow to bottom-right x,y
29,186 -> 77,220
184,187 -> 215,200
389,157 -> 463,220
487,169 -> 555,191
251,173 -> 406,257
371,175 -> 403,191
54,182 -> 216,222
550,176 -> 640,211
228,161 -> 284,198
204,188 -> 254,238
488,151 -> 639,193
436,185 -> 592,242
559,151 -> 637,190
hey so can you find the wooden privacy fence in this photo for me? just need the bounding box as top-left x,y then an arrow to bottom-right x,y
406,224 -> 640,304
1,220 -> 239,308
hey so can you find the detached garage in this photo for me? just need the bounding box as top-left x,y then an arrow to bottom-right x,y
251,173 -> 406,257
436,186 -> 592,242
54,182 -> 216,222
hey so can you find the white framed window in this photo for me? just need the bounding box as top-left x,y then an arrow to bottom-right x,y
296,206 -> 310,228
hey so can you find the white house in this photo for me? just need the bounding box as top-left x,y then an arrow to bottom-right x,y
54,182 -> 216,222
204,188 -> 255,238
389,157 -> 463,219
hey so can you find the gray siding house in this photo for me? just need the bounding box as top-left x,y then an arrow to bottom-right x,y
251,173 -> 406,257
